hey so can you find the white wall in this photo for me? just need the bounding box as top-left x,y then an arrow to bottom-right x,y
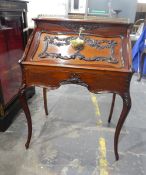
138,0 -> 146,3
27,0 -> 146,27
27,0 -> 68,27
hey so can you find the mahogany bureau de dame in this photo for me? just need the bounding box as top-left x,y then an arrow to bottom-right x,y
19,17 -> 133,160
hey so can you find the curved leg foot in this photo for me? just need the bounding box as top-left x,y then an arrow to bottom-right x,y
19,84 -> 32,149
43,88 -> 48,115
114,92 -> 131,160
108,93 -> 116,123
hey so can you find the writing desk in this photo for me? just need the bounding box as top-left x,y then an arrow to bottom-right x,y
19,17 -> 133,160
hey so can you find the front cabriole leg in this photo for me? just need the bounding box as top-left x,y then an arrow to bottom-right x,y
19,84 -> 32,149
114,92 -> 131,160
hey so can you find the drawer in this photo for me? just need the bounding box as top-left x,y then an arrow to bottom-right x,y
24,65 -> 132,93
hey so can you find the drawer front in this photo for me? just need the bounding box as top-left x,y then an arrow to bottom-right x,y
24,66 -> 132,93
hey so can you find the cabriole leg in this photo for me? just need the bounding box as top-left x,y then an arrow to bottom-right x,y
43,88 -> 48,115
19,84 -> 32,149
114,92 -> 131,160
108,93 -> 116,123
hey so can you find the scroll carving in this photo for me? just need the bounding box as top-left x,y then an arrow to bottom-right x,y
38,35 -> 118,64
58,22 -> 109,31
61,73 -> 88,88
